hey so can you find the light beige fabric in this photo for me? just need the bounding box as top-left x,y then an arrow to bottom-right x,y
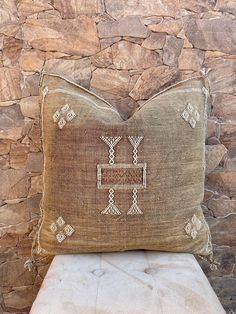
33,74 -> 212,259
30,251 -> 225,314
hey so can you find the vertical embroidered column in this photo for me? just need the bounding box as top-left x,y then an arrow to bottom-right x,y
100,136 -> 121,165
127,136 -> 144,215
101,188 -> 121,215
100,136 -> 121,215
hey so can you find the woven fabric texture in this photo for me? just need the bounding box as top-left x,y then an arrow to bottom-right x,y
34,74 -> 212,258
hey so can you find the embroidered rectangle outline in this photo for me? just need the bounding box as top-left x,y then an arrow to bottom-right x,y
97,163 -> 147,190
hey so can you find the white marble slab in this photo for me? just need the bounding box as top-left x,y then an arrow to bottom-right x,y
30,251 -> 226,314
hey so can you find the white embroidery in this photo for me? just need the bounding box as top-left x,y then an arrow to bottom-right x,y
100,136 -> 121,165
181,103 -> 200,129
56,232 -> 66,243
49,216 -> 75,243
101,188 -> 121,215
49,222 -> 57,233
99,136 -> 146,216
66,110 -> 77,122
58,117 -> 66,129
185,214 -> 202,239
56,216 -> 65,227
127,188 -> 143,215
61,104 -> 70,114
52,103 -> 76,129
52,110 -> 60,123
128,136 -> 144,165
64,224 -> 75,236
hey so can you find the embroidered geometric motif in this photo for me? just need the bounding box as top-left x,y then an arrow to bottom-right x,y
49,216 -> 75,243
97,163 -> 146,189
100,136 -> 121,165
127,188 -> 143,215
52,103 -> 76,129
101,188 -> 121,215
181,103 -> 200,129
184,214 -> 202,239
98,136 -> 146,215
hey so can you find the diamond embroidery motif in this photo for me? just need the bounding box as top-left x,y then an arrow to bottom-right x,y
49,216 -> 75,243
185,214 -> 202,239
52,104 -> 76,129
181,103 -> 200,129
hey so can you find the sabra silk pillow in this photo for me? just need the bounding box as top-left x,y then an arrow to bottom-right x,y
32,73 -> 213,264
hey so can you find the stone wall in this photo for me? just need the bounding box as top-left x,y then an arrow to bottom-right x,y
0,0 -> 235,313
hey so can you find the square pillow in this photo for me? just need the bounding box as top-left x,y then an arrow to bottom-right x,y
32,74 -> 212,263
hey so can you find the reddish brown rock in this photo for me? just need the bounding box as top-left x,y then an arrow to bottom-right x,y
22,73 -> 40,97
97,16 -> 149,39
185,18 -> 236,54
112,41 -> 161,70
100,37 -> 121,50
111,97 -> 139,120
0,104 -> 24,141
2,37 -> 23,67
148,19 -> 183,36
3,285 -> 37,310
22,16 -> 100,56
142,16 -> 163,26
17,1 -> 53,17
0,259 -> 36,286
205,144 -> 227,174
208,195 -> 236,217
90,68 -> 130,99
105,0 -> 180,19
207,214 -> 236,246
224,149 -> 236,171
178,48 -> 204,71
206,118 -> 218,140
0,68 -> 22,101
28,123 -> 42,152
212,94 -> 236,122
0,169 -> 30,200
0,140 -> 11,155
90,47 -> 113,68
29,175 -> 43,196
129,66 -> 180,100
203,188 -> 214,204
20,96 -> 40,119
19,50 -> 44,72
122,37 -> 144,45
201,245 -> 235,277
0,0 -> 19,36
53,0 -> 104,18
0,202 -> 30,237
44,58 -> 91,88
215,0 -> 236,16
179,0 -> 215,12
204,58 -> 236,94
163,36 -> 184,66
0,155 -> 9,169
209,277 -> 236,312
10,143 -> 29,169
142,33 -> 166,50
220,123 -> 236,150
26,152 -> 43,173
207,171 -> 236,197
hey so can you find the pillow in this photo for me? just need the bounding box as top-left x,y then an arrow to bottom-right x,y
32,74 -> 212,263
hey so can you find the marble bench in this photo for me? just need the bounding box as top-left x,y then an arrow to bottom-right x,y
30,251 -> 225,314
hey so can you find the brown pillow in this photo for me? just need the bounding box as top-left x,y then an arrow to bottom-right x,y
32,74 -> 212,262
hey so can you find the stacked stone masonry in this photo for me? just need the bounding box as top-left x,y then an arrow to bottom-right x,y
0,0 -> 235,312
